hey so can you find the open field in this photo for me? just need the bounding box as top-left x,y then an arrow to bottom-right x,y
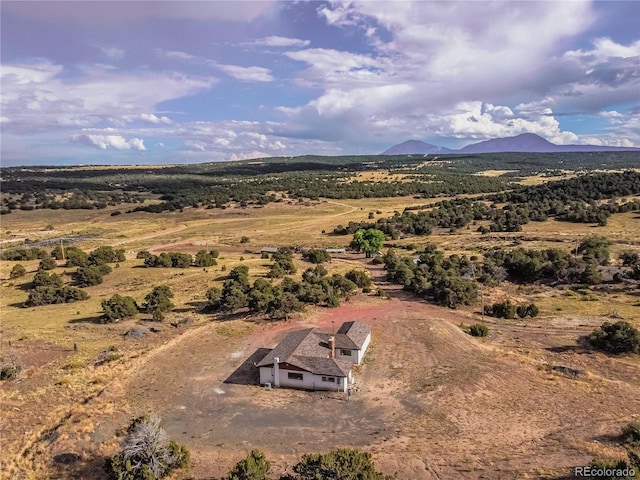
1,175 -> 640,479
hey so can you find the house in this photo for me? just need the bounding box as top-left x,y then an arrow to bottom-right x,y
261,246 -> 279,254
256,321 -> 371,392
325,248 -> 346,254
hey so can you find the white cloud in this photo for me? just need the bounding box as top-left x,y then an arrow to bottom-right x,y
217,64 -> 273,82
1,61 -> 214,135
99,46 -> 124,60
139,113 -> 172,124
71,134 -> 146,151
255,36 -> 310,48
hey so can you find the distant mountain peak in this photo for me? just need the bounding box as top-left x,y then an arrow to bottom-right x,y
381,140 -> 454,155
381,133 -> 639,155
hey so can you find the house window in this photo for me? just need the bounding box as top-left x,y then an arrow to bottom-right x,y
340,349 -> 351,356
287,372 -> 303,381
321,376 -> 336,383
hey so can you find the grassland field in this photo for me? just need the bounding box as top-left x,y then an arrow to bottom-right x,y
0,169 -> 639,479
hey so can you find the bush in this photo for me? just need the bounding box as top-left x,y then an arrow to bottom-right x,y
622,423 -> 640,444
74,266 -> 105,287
32,270 -> 64,288
38,255 -> 57,270
581,264 -> 603,285
88,246 -> 126,265
106,415 -> 189,480
194,250 -> 217,267
9,264 -> 26,279
101,294 -> 139,323
136,250 -> 152,260
287,448 -> 394,480
227,449 -> 271,480
487,299 -> 516,319
588,321 -> 640,354
345,269 -> 372,289
468,324 -> 489,337
516,303 -> 539,318
25,285 -> 89,306
143,285 -> 175,320
303,249 -> 331,264
240,236 -> 250,244
586,458 -> 638,479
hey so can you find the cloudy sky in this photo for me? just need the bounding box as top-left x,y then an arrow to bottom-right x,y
1,1 -> 639,165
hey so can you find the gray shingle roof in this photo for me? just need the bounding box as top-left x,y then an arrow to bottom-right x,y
336,321 -> 371,349
256,323 -> 369,376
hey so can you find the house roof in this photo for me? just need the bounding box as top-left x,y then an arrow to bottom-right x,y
256,327 -> 355,377
261,247 -> 279,253
336,321 -> 371,349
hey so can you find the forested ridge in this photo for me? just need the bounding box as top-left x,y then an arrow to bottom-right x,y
1,152 -> 637,214
334,171 -> 640,237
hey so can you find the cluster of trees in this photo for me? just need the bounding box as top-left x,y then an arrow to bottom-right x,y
227,448 -> 394,480
100,285 -> 175,323
25,271 -> 88,306
483,300 -> 539,319
381,235 -> 630,309
483,237 -> 613,286
335,172 -> 640,239
302,249 -> 331,264
383,246 -> 478,309
3,154 -> 638,215
208,264 -> 370,319
1,189 -> 144,214
267,248 -> 297,278
139,249 -> 219,268
1,247 -> 48,261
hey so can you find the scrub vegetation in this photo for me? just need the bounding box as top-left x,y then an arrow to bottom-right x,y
1,152 -> 639,479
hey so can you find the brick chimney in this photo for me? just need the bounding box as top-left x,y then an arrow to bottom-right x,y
329,336 -> 335,359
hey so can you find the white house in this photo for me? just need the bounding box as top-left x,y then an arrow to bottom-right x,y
256,321 -> 371,392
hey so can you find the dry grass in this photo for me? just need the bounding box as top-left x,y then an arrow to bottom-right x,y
1,185 -> 639,479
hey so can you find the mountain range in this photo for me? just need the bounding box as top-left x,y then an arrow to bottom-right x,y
381,133 -> 640,155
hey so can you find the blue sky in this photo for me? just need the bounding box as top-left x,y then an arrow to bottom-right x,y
1,1 -> 639,166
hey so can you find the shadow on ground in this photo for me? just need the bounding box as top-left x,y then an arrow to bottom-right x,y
224,347 -> 271,386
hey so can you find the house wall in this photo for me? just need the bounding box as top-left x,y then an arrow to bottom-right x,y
259,367 -> 274,386
355,332 -> 371,364
261,367 -> 347,392
337,348 -> 356,362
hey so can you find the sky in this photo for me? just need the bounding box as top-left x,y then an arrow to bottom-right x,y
1,0 -> 639,166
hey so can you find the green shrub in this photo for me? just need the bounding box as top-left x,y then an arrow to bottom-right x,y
74,266 -> 105,287
38,255 -> 57,270
101,294 -> 139,323
622,423 -> 640,444
468,324 -> 489,337
588,321 -> 640,355
288,448 -> 395,480
9,264 -> 26,279
586,458 -> 638,479
303,249 -> 332,264
486,299 -> 516,319
345,269 -> 372,289
227,449 -> 270,480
